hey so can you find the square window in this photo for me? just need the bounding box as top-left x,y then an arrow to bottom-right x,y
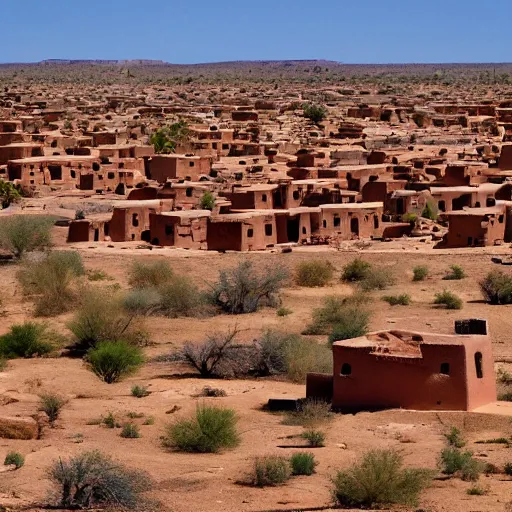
265,224 -> 273,236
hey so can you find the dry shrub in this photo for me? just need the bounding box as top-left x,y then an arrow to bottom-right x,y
434,290 -> 463,310
251,455 -> 291,486
359,266 -> 396,291
284,399 -> 332,427
128,260 -> 174,288
0,215 -> 54,258
295,260 -> 333,287
480,270 -> 512,304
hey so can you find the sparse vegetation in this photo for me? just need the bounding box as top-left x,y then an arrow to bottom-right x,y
413,265 -> 429,281
0,180 -> 21,209
208,261 -> 288,314
332,449 -> 432,507
382,293 -> 411,306
302,103 -> 327,124
504,462 -> 512,476
301,429 -> 326,447
480,270 -> 512,304
200,191 -> 215,210
443,264 -> 466,280
284,400 -> 332,427
120,423 -> 140,438
0,322 -> 56,359
440,448 -> 484,481
87,341 -> 144,383
252,455 -> 291,486
150,120 -> 189,153
276,306 -> 292,316
290,452 -> 317,475
341,258 -> 372,282
198,386 -> 227,397
294,260 -> 333,287
359,266 -> 396,292
48,450 -> 148,509
4,451 -> 24,469
445,427 -> 465,448
39,393 -> 66,427
131,384 -> 150,398
466,485 -> 488,495
434,290 -> 463,309
128,260 -> 175,289
163,405 -> 240,453
0,215 -> 54,258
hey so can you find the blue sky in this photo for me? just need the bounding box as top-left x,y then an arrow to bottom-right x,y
3,0 -> 511,64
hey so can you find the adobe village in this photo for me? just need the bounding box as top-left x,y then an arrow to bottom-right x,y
0,60 -> 512,512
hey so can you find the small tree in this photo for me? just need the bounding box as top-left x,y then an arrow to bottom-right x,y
200,191 -> 215,210
341,258 -> 372,282
149,120 -> 189,154
302,103 -> 327,124
47,451 -> 148,509
87,341 -> 144,383
421,199 -> 439,220
209,261 -> 288,314
0,180 -> 21,209
0,215 -> 54,258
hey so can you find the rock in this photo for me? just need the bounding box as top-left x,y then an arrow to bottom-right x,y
0,416 -> 39,440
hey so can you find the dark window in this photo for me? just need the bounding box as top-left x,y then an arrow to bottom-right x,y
265,224 -> 273,236
322,219 -> 327,228
440,363 -> 450,375
212,143 -> 218,149
92,162 -> 100,171
334,215 -> 340,227
222,144 -> 229,150
293,191 -> 300,200
107,172 -> 115,179
341,363 -> 352,376
374,215 -> 379,229
98,175 -> 103,180
302,226 -> 307,234
70,170 -> 76,179
499,215 -> 504,224
132,213 -> 139,227
189,161 -> 195,167
186,188 -> 193,197
438,200 -> 446,212
475,352 -> 483,378
475,201 -> 481,208
262,194 -> 267,202
165,225 -> 173,236
247,228 -> 254,238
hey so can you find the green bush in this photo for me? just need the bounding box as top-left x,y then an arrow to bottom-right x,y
48,450 -> 148,509
200,191 -> 215,210
329,311 -> 370,343
102,412 -> 119,429
4,451 -> 24,469
128,260 -> 174,289
39,393 -> 66,427
149,120 -> 189,154
402,213 -> 418,223
445,427 -> 465,448
290,452 -> 317,475
87,341 -> 144,384
421,199 -> 439,221
123,287 -> 161,315
68,287 -> 148,353
163,405 -> 240,453
0,357 -> 6,371
295,260 -> 333,287
17,251 -> 85,316
504,462 -> 512,476
480,270 -> 512,304
304,294 -> 370,336
412,265 -> 429,281
0,180 -> 21,208
382,294 -> 410,306
252,455 -> 291,486
208,261 -> 288,314
120,423 -> 140,439
284,400 -> 332,428
257,331 -> 331,383
332,449 -> 432,507
301,429 -> 325,447
359,266 -> 396,292
443,264 -> 466,280
0,215 -> 54,258
131,385 -> 150,398
276,307 -> 292,317
158,275 -> 206,318
0,322 -> 56,359
302,103 -> 327,124
341,258 -> 371,282
466,485 -> 487,495
440,448 -> 483,481
434,290 -> 463,310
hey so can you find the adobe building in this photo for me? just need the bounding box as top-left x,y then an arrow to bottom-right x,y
306,319 -> 496,412
143,154 -> 211,182
67,215 -> 111,243
149,210 -> 210,249
223,184 -> 279,209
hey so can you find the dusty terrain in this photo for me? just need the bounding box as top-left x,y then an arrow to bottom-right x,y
1,227 -> 512,511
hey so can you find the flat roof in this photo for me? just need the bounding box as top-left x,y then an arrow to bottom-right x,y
158,210 -> 211,219
320,202 -> 383,210
9,155 -> 98,164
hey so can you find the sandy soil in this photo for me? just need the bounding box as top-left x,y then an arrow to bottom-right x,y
1,227 -> 512,511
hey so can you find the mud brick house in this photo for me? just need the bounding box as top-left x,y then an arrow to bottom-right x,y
149,210 -> 209,249
0,143 -> 43,165
306,320 -> 496,412
78,168 -> 146,193
67,215 -> 111,243
223,184 -> 279,209
6,155 -> 100,188
170,182 -> 214,210
361,179 -> 408,210
275,207 -> 321,244
143,154 -> 211,182
437,205 -> 509,248
207,211 -> 277,251
231,110 -> 259,122
285,180 -> 353,209
499,144 -> 512,170
318,203 -> 384,240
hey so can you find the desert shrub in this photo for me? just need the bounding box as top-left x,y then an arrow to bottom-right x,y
39,393 -> 66,426
421,199 -> 439,221
412,265 -> 429,281
466,485 -> 488,495
284,400 -> 332,428
382,294 -> 410,306
87,341 -> 144,384
131,385 -> 150,398
443,264 -> 466,280
200,191 -> 215,210
328,310 -> 370,343
359,266 -> 396,291
276,307 -> 292,316
4,451 -> 24,469
402,212 -> 418,223
120,423 -> 140,439
102,412 -> 119,429
440,448 -> 483,481
445,427 -> 465,448
163,405 -> 240,453
128,260 -> 174,289
290,452 -> 317,476
158,275 -> 206,318
256,331 -> 331,383
0,357 -> 6,371
332,449 -> 432,507
87,269 -> 110,281
199,386 -> 227,397
68,287 -> 148,353
0,215 -> 54,258
17,251 -> 85,316
341,258 -> 371,282
304,294 -> 370,336
499,392 -> 512,401
123,287 -> 162,315
434,290 -> 463,310
479,270 -> 512,304
302,103 -> 327,124
209,261 -> 288,314
294,260 -> 333,287
301,429 -> 326,447
0,180 -> 21,208
47,450 -> 148,509
0,322 -> 55,359
252,455 -> 291,486
504,462 -> 512,476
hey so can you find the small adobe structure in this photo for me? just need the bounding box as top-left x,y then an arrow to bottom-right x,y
307,319 -> 496,412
